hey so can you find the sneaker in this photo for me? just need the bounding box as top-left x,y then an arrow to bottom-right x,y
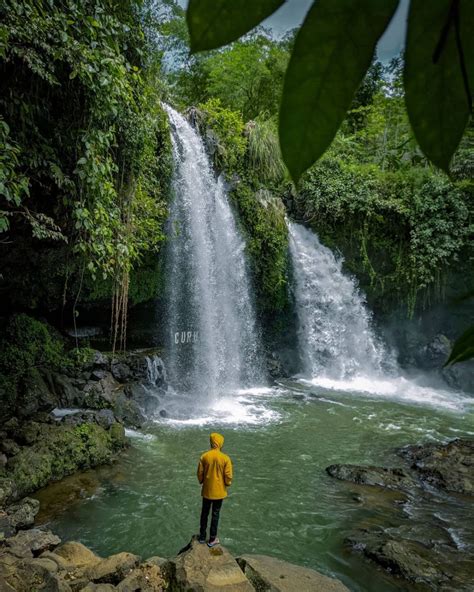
198,536 -> 206,544
207,537 -> 220,548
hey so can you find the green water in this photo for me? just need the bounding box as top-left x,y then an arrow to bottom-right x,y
37,381 -> 474,592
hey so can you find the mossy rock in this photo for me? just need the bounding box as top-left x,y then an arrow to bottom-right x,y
6,420 -> 127,499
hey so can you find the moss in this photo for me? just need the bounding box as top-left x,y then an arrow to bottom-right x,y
231,185 -> 289,314
109,422 -> 126,450
6,420 -> 127,499
0,315 -> 67,421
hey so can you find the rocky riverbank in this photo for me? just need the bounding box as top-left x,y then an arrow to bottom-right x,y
326,438 -> 474,591
0,525 -> 350,591
0,349 -> 168,505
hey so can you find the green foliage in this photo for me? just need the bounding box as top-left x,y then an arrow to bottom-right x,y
187,0 -> 284,52
197,98 -> 247,172
232,185 -> 288,313
205,37 -> 288,120
246,119 -> 285,184
186,0 -> 473,178
170,34 -> 288,121
298,157 -> 473,314
68,347 -> 95,368
0,314 -> 65,383
279,0 -> 399,182
0,0 -> 173,329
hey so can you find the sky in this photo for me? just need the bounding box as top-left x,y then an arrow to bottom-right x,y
177,0 -> 409,63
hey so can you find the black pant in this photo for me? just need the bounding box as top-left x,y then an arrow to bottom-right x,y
199,497 -> 223,539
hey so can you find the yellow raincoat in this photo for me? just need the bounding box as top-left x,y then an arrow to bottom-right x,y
197,433 -> 233,500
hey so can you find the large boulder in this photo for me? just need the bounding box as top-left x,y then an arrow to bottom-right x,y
398,438 -> 474,495
54,541 -> 101,567
0,497 -> 40,539
116,557 -> 166,591
326,464 -> 416,490
0,478 -> 17,507
79,585 -> 117,592
4,528 -> 61,558
171,537 -> 253,591
84,552 -> 141,585
4,415 -> 127,500
0,552 -> 72,592
345,529 -> 474,591
237,554 -> 350,592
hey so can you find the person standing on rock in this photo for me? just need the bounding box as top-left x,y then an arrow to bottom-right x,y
197,432 -> 233,547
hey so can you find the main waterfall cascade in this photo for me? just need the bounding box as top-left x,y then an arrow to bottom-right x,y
162,105 -> 265,417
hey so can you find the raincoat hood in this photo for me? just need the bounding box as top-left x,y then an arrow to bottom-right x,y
210,432 -> 224,449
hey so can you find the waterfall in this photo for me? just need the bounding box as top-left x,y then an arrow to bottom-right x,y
163,106 -> 264,408
289,221 -> 394,379
287,221 -> 467,408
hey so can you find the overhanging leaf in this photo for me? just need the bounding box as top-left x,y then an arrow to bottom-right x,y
445,325 -> 474,365
187,0 -> 284,53
460,0 -> 474,92
404,0 -> 473,172
279,0 -> 399,183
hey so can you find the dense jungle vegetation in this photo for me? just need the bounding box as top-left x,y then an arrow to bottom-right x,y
0,0 -> 473,377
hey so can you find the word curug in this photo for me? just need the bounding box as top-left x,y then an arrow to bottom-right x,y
174,330 -> 199,344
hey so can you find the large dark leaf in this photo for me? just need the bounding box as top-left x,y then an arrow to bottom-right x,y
445,325 -> 474,365
404,0 -> 473,172
187,0 -> 284,52
461,0 -> 474,90
279,0 -> 399,183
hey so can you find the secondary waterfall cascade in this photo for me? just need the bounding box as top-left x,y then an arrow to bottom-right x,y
288,221 -> 392,378
162,105 -> 265,414
288,221 -> 465,409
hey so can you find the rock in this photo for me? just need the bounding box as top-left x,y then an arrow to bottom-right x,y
237,554 -> 350,592
113,390 -> 146,428
5,528 -> 61,557
90,370 -> 108,381
0,553 -> 72,592
116,559 -> 166,591
418,334 -> 451,368
398,438 -> 474,495
0,452 -> 7,469
79,585 -> 117,592
85,552 -> 141,584
82,374 -> 118,409
326,464 -> 416,490
345,529 -> 474,591
95,409 -> 117,429
40,550 -> 73,570
348,530 -> 442,582
0,511 -> 16,540
3,496 -> 39,531
50,373 -> 85,408
4,417 -> 127,499
171,537 -> 253,591
0,477 -> 16,506
1,438 -> 21,457
55,541 -> 101,567
18,367 -> 57,419
0,497 -> 39,540
92,351 -> 109,369
30,556 -> 60,573
111,361 -> 131,382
